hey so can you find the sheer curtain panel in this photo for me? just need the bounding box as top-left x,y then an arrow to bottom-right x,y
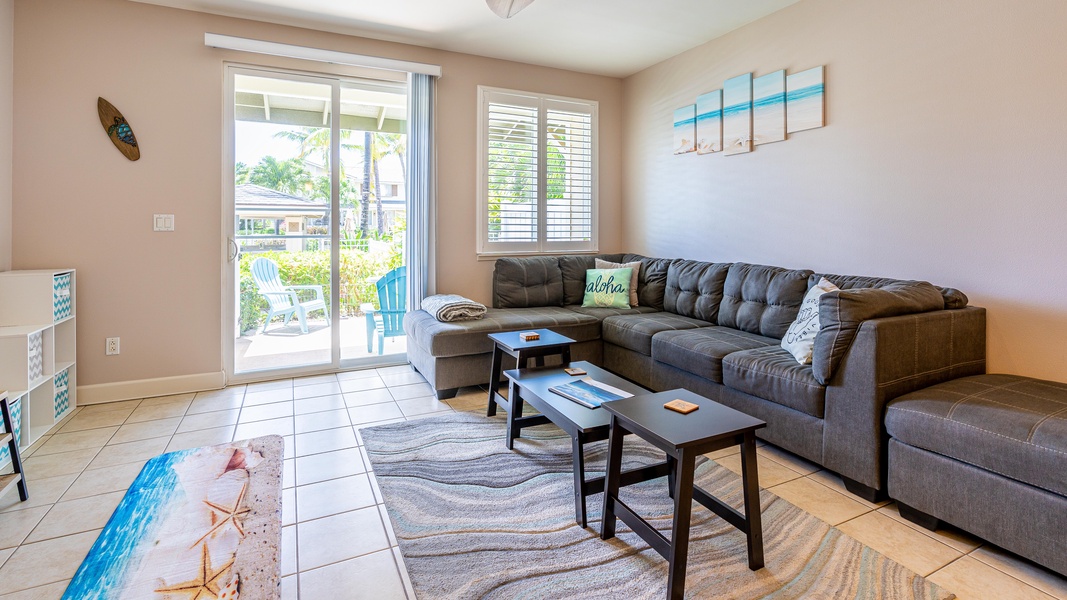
406,73 -> 437,311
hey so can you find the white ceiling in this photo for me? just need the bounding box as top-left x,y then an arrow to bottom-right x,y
128,0 -> 800,77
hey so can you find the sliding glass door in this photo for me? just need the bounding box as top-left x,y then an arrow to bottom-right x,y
225,66 -> 410,379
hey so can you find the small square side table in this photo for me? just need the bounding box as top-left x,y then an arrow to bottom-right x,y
601,389 -> 766,600
486,329 -> 574,420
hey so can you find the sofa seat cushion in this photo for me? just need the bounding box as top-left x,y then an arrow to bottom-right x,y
602,312 -> 711,356
564,305 -> 660,320
404,307 -> 600,358
722,346 -> 827,418
652,327 -> 777,384
885,374 -> 1067,497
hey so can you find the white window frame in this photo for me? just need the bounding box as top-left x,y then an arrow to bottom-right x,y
477,86 -> 598,257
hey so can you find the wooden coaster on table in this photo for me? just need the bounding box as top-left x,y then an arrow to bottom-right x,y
563,367 -> 587,376
664,399 -> 699,414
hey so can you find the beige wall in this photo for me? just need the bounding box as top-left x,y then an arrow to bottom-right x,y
622,0 -> 1067,380
0,0 -> 12,271
12,0 -> 623,388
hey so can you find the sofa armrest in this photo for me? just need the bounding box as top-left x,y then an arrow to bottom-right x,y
821,306 -> 986,491
812,281 -> 945,384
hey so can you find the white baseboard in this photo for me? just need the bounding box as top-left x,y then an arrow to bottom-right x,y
76,371 -> 227,405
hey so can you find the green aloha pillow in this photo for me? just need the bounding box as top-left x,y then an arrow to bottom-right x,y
582,268 -> 633,309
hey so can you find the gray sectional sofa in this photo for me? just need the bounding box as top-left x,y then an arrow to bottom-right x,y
404,253 -> 987,500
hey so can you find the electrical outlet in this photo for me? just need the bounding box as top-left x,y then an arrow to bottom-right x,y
106,337 -> 120,355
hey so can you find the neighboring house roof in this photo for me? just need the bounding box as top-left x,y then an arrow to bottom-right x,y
235,184 -> 327,214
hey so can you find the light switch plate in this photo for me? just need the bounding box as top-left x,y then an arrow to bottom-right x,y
153,214 -> 175,231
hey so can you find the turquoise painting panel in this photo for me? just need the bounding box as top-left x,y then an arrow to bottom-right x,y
787,66 -> 825,133
753,70 -> 786,145
673,105 -> 696,155
723,73 -> 753,155
696,90 -> 722,154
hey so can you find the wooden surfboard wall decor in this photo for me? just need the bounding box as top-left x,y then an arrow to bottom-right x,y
97,97 -> 140,161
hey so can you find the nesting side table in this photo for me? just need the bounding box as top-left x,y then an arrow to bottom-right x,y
485,329 -> 574,419
601,389 -> 767,600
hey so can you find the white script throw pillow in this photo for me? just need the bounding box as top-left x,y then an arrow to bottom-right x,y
781,277 -> 840,364
595,258 -> 641,307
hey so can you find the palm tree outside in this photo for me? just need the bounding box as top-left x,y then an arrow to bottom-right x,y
246,156 -> 312,196
273,127 -> 406,239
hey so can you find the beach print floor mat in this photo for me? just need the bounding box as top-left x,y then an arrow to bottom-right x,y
63,436 -> 284,600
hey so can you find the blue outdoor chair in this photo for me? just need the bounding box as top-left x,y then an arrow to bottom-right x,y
250,257 -> 330,334
362,266 -> 407,354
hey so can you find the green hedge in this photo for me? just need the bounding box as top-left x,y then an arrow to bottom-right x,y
239,246 -> 402,334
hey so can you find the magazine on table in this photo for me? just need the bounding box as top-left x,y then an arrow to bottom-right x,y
548,377 -> 634,409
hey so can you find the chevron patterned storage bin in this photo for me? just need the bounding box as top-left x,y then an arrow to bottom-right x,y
54,369 -> 70,419
0,396 -> 22,465
28,331 -> 44,382
53,273 -> 72,321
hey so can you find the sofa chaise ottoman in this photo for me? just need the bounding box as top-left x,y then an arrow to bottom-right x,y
886,374 -> 1067,576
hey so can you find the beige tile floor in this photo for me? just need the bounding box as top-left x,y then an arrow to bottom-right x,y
0,364 -> 1063,599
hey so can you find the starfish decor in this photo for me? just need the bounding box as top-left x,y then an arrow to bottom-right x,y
192,481 -> 252,548
154,542 -> 234,600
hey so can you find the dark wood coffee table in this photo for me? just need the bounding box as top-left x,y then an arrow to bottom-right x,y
501,361 -> 672,528
600,389 -> 767,600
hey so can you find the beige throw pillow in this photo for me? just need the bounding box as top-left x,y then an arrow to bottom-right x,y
781,277 -> 840,364
595,258 -> 641,307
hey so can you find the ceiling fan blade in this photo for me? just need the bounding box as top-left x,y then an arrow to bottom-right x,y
486,0 -> 536,19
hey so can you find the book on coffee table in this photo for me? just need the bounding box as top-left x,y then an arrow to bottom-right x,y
549,377 -> 634,409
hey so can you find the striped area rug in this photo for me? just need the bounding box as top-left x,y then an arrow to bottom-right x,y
363,413 -> 955,600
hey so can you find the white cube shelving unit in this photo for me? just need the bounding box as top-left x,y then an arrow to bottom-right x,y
0,269 -> 77,463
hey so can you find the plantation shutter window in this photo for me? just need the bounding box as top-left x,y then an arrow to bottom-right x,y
478,87 -> 598,255
487,99 -> 539,245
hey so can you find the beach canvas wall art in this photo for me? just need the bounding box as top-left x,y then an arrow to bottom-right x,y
722,73 -> 753,155
673,105 -> 696,154
680,66 -> 824,158
753,70 -> 786,145
787,66 -> 825,133
696,90 -> 722,154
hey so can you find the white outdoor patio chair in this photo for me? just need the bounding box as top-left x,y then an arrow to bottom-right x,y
250,257 -> 330,334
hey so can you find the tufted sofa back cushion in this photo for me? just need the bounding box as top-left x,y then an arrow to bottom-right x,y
663,260 -> 732,322
810,273 -> 969,310
492,257 -> 564,308
718,262 -> 812,339
560,254 -> 624,306
617,254 -> 675,310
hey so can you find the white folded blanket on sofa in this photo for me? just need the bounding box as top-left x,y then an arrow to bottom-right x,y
421,294 -> 487,322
